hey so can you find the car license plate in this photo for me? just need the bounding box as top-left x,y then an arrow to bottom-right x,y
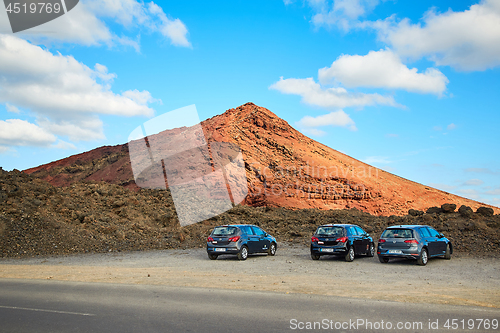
321,248 -> 334,252
215,248 -> 226,252
388,250 -> 402,254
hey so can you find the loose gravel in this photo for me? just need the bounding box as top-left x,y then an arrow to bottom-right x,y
1,244 -> 499,308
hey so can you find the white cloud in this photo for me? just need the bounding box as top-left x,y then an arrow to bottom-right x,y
52,140 -> 77,150
457,188 -> 480,199
319,49 -> 449,95
485,189 -> 500,195
429,183 -> 457,192
148,3 -> 191,48
0,0 -> 191,49
465,167 -> 499,174
270,77 -> 398,109
463,179 -> 484,186
94,63 -> 117,82
381,165 -> 396,172
297,110 -> 357,131
363,156 -> 392,164
0,119 -> 57,147
447,123 -> 456,130
0,34 -> 157,144
433,126 -> 443,131
37,117 -> 105,142
5,103 -> 20,114
302,128 -> 327,136
304,0 -> 383,31
376,0 -> 500,71
0,145 -> 10,154
122,90 -> 158,106
386,133 -> 398,138
487,198 -> 500,207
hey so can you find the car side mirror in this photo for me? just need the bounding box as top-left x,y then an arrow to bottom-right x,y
366,233 -> 370,237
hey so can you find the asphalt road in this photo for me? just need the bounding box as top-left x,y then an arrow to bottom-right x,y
0,279 -> 498,333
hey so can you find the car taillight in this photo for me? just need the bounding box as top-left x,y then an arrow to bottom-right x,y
378,239 -> 386,243
404,239 -> 419,244
336,236 -> 348,243
228,236 -> 241,242
311,236 -> 319,243
207,236 -> 213,242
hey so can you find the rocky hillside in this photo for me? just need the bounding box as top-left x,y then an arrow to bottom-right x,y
24,102 -> 498,216
1,168 -> 499,258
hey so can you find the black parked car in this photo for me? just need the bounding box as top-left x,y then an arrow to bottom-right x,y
377,225 -> 452,266
310,224 -> 375,261
207,224 -> 277,260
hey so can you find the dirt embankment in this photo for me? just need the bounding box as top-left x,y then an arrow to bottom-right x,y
1,168 -> 500,258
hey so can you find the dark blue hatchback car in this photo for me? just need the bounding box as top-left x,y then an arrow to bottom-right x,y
310,224 -> 375,261
377,225 -> 452,265
207,224 -> 277,260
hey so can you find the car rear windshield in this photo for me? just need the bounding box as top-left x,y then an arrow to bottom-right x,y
211,226 -> 239,236
315,226 -> 344,237
381,229 -> 414,238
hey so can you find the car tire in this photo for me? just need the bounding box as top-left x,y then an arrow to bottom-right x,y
444,244 -> 451,260
311,253 -> 320,260
417,248 -> 428,266
344,246 -> 355,262
208,254 -> 218,260
367,243 -> 375,257
237,245 -> 248,260
378,256 -> 389,263
268,243 -> 277,256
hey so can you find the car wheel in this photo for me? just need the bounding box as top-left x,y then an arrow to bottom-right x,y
378,256 -> 389,263
311,252 -> 320,260
345,246 -> 355,262
417,248 -> 428,266
237,245 -> 248,260
268,243 -> 276,256
367,243 -> 375,257
208,254 -> 218,260
444,244 -> 451,260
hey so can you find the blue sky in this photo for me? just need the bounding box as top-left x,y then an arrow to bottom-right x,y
0,0 -> 499,207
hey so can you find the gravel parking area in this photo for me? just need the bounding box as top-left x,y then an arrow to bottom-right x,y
1,245 -> 499,308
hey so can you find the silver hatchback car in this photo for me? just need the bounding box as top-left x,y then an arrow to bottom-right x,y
377,225 -> 452,266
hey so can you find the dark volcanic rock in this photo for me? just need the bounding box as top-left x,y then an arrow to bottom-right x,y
459,205 -> 474,218
477,207 -> 494,217
426,206 -> 443,214
408,209 -> 424,216
441,203 -> 457,213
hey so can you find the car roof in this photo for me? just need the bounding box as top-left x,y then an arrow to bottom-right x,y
216,224 -> 257,228
317,224 -> 357,228
385,225 -> 429,229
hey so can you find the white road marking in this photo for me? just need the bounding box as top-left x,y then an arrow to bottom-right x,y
0,305 -> 95,316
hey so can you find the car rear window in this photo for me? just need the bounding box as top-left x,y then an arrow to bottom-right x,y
211,226 -> 239,236
315,226 -> 344,237
381,229 -> 414,238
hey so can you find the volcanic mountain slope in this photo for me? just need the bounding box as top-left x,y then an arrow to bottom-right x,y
24,103 -> 498,216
